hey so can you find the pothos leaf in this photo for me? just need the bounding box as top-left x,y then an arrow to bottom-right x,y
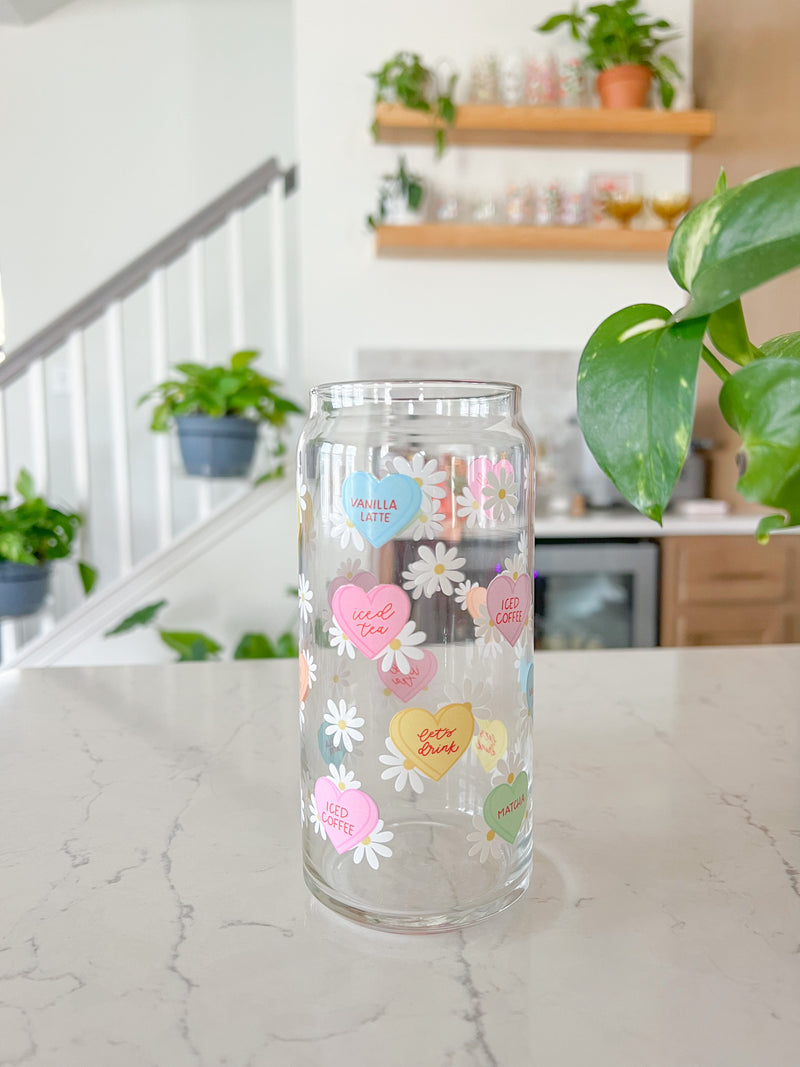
718,356 -> 800,539
577,304 -> 706,522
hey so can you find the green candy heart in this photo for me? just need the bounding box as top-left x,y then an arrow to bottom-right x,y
483,771 -> 529,844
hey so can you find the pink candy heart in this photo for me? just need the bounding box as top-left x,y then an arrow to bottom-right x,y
314,778 -> 379,854
331,583 -> 411,659
377,648 -> 438,700
327,570 -> 377,610
486,573 -> 532,647
467,457 -> 515,505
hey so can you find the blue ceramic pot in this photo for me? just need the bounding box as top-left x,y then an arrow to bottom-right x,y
0,561 -> 52,618
175,415 -> 258,478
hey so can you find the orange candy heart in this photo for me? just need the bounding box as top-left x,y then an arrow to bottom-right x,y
389,702 -> 475,782
465,585 -> 487,620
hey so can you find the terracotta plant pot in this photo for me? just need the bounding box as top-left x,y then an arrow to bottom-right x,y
596,64 -> 652,108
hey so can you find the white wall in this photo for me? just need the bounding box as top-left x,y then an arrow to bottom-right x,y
294,0 -> 693,389
0,0 -> 295,350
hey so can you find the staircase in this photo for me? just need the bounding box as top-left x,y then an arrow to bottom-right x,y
0,157 -> 300,666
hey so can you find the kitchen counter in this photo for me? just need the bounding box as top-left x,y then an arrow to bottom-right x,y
535,509 -> 795,538
1,650 -> 798,1066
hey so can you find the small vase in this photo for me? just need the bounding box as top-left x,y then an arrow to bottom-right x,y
175,414 -> 258,477
596,64 -> 652,108
0,561 -> 51,618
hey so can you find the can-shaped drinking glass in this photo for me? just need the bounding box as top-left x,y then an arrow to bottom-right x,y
297,380 -> 534,931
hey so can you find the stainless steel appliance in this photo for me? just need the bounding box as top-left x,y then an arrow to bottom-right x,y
534,540 -> 659,649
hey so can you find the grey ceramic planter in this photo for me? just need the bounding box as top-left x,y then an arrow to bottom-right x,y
0,561 -> 51,618
175,415 -> 258,478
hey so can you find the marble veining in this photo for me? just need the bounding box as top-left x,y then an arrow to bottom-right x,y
0,649 -> 798,1066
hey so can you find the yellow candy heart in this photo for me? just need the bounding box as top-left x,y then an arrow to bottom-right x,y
471,718 -> 508,773
390,703 -> 475,782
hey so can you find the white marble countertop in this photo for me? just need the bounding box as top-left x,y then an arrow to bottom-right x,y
535,510 -> 794,538
1,649 -> 798,1066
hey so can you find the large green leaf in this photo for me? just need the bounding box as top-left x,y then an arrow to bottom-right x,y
760,332 -> 800,360
718,356 -> 800,540
105,599 -> 167,636
159,630 -> 222,660
577,304 -> 706,521
670,167 -> 800,321
233,632 -> 276,659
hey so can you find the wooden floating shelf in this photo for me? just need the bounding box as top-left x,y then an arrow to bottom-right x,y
374,103 -> 714,149
375,224 -> 672,257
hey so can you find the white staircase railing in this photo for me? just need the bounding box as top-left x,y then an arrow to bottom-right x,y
0,157 -> 299,665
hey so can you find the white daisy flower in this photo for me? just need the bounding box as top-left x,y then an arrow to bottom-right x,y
330,664 -> 353,691
308,794 -> 327,839
379,738 -> 425,794
482,469 -> 519,521
330,502 -> 365,551
388,453 -> 447,505
299,700 -> 305,729
298,574 -> 314,622
466,813 -> 503,864
329,618 -> 356,659
502,553 -> 526,581
518,529 -> 529,561
479,637 -> 503,660
327,763 -> 361,792
474,603 -> 501,646
323,698 -> 364,752
352,819 -> 394,870
454,579 -> 478,611
410,507 -> 445,542
302,649 -> 317,690
456,485 -> 483,529
336,557 -> 363,580
402,542 -> 466,599
379,621 -> 426,674
442,678 -> 491,713
297,480 -> 308,520
492,753 -> 526,786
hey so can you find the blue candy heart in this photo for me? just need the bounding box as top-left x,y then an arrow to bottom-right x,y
318,722 -> 345,768
342,472 -> 422,548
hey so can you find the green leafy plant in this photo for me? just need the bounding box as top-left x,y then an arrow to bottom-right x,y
367,156 -> 424,231
105,598 -> 299,662
537,0 -> 682,107
0,469 -> 96,591
139,349 -> 302,479
577,166 -> 800,543
369,51 -> 457,156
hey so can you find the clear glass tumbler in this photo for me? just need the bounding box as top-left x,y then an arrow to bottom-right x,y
297,380 -> 534,931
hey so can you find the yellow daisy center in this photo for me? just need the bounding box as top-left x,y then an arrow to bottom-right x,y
472,500 -> 479,510
383,688 -> 391,697
486,830 -> 495,842
498,488 -> 506,500
362,836 -> 371,846
338,781 -> 346,792
346,519 -> 354,528
507,773 -> 514,784
419,513 -> 428,523
434,563 -> 445,574
390,638 -> 402,650
512,571 -> 519,580
403,757 -> 415,770
332,675 -> 339,684
489,619 -> 494,628
338,719 -> 346,730
414,477 -> 423,486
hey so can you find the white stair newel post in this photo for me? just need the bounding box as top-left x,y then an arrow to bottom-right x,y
227,209 -> 246,351
106,302 -> 134,573
189,239 -> 213,519
149,269 -> 173,548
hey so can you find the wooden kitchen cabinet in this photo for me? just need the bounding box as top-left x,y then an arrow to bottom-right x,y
660,535 -> 800,646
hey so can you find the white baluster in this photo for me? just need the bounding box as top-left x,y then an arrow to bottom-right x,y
149,269 -> 173,547
227,210 -> 246,351
270,185 -> 289,381
1,619 -> 18,665
189,240 -> 212,518
68,332 -> 91,514
28,360 -> 49,495
106,302 -> 133,572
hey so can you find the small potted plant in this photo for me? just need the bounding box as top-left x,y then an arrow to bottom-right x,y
0,469 -> 96,618
367,156 -> 425,230
369,50 -> 458,156
140,349 -> 302,479
537,0 -> 682,109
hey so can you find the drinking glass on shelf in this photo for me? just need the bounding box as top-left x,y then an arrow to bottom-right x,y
650,191 -> 692,229
602,175 -> 644,229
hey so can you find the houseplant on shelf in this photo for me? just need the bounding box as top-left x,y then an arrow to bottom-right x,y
140,349 -> 302,480
369,50 -> 458,156
0,469 -> 96,618
537,0 -> 682,108
367,156 -> 425,230
576,165 -> 800,543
